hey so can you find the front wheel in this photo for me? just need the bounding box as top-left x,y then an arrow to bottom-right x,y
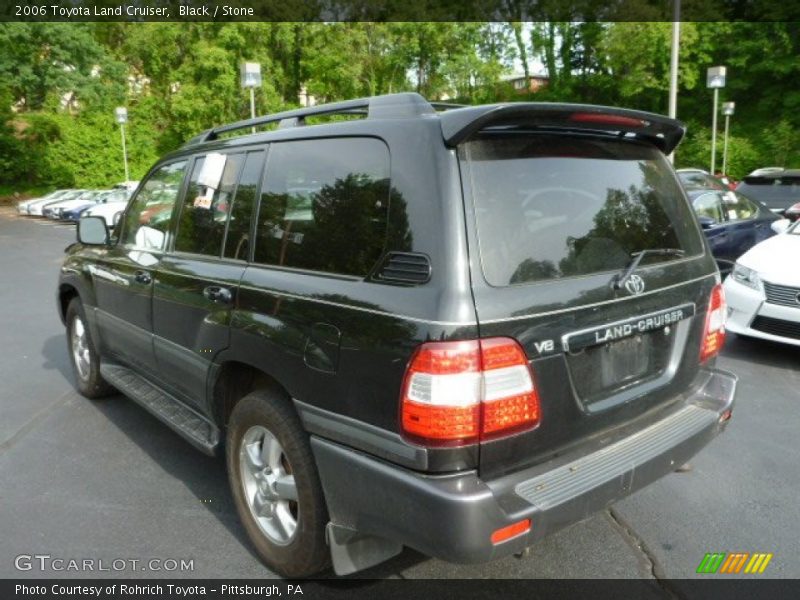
226,389 -> 330,577
65,298 -> 115,399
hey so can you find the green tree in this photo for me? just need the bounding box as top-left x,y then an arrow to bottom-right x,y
0,23 -> 125,112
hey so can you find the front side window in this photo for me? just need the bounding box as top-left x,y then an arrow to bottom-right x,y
254,138 -> 390,277
121,160 -> 187,250
693,193 -> 725,223
464,134 -> 705,287
175,153 -> 244,256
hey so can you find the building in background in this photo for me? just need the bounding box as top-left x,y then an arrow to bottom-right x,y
503,72 -> 549,95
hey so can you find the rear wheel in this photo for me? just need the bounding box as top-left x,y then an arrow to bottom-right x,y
65,298 -> 115,399
226,389 -> 330,577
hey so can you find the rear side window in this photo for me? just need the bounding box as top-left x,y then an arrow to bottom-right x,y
464,135 -> 704,286
175,153 -> 245,256
254,138 -> 390,277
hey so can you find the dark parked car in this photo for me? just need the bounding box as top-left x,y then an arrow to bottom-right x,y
688,188 -> 779,275
736,168 -> 800,215
58,94 -> 737,577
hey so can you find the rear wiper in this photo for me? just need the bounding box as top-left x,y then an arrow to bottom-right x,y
612,248 -> 685,290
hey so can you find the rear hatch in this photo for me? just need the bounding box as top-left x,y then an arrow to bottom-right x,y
448,105 -> 718,478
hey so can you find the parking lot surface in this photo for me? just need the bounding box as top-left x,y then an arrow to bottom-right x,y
1,206 -> 798,582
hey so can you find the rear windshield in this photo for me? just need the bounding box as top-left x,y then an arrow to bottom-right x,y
677,171 -> 727,191
463,134 -> 704,287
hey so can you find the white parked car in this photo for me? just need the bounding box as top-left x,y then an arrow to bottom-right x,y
17,190 -> 72,214
27,189 -> 87,216
724,219 -> 800,346
82,199 -> 129,228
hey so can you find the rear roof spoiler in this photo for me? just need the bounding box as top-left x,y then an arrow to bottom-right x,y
439,103 -> 686,155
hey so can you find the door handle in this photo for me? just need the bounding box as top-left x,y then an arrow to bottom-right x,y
203,285 -> 233,304
133,270 -> 152,285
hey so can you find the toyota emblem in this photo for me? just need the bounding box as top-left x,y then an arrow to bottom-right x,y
624,274 -> 646,295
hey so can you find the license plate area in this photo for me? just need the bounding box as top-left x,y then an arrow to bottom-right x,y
601,334 -> 651,385
563,303 -> 694,409
567,330 -> 673,407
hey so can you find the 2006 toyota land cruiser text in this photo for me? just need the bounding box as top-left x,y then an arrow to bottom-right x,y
58,93 -> 737,577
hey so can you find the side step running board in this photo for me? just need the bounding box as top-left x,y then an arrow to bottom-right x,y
100,363 -> 220,455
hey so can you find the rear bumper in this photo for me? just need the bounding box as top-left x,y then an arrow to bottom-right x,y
311,367 -> 737,566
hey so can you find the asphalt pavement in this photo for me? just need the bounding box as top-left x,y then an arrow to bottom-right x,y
1,206 -> 797,583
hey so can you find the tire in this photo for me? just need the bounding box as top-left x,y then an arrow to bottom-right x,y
65,298 -> 115,399
226,389 -> 330,578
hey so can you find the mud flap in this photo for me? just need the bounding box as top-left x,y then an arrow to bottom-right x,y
326,523 -> 403,575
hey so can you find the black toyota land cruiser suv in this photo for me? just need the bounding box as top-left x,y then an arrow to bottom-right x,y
58,93 -> 737,577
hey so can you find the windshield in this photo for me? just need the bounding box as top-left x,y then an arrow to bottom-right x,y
464,134 -> 705,286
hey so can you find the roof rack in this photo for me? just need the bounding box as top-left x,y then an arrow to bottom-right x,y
183,93 -> 465,148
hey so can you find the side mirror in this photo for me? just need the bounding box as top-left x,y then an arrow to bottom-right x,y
771,219 -> 791,234
112,211 -> 124,228
77,216 -> 109,245
698,216 -> 717,230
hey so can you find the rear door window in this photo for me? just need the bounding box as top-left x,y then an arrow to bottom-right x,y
721,191 -> 757,221
463,134 -> 704,287
223,150 -> 265,261
175,153 -> 245,257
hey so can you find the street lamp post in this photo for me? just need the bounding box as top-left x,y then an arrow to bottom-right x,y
240,62 -> 262,133
706,66 -> 727,175
721,102 -> 735,176
667,0 -> 681,163
114,107 -> 130,183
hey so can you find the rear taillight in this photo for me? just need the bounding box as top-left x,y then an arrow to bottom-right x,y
400,338 -> 539,446
700,283 -> 727,362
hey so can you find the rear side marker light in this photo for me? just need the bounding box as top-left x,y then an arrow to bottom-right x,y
401,337 -> 540,446
491,519 -> 532,545
700,283 -> 727,362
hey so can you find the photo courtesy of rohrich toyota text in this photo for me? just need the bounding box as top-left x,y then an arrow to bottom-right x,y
1,1 -> 799,599
15,584 -> 299,596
